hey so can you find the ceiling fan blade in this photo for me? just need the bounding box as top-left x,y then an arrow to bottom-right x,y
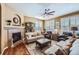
48,11 -> 55,13
47,13 -> 54,15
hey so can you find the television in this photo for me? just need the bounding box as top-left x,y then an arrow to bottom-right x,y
71,27 -> 78,31
12,32 -> 21,43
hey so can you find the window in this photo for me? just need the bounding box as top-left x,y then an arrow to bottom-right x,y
70,16 -> 76,26
45,20 -> 54,31
61,15 -> 79,32
76,15 -> 79,26
70,15 -> 79,32
61,17 -> 70,32
35,20 -> 42,32
35,22 -> 40,32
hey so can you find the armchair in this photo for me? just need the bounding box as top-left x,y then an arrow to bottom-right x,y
44,31 -> 52,39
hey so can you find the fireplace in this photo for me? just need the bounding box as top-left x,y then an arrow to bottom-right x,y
6,28 -> 24,47
12,32 -> 21,43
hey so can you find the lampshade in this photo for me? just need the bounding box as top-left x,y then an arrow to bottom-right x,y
54,29 -> 58,34
71,27 -> 78,31
54,29 -> 58,32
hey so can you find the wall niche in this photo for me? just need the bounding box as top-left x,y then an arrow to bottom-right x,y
24,22 -> 35,32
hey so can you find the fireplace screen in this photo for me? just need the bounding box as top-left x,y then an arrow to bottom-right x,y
12,32 -> 21,43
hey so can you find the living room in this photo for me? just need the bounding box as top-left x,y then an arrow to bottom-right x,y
0,3 -> 79,55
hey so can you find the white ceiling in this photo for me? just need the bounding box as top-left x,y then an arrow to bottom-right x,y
6,3 -> 79,20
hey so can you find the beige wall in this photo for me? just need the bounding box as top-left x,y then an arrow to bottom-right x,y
1,4 -> 24,52
24,16 -> 43,32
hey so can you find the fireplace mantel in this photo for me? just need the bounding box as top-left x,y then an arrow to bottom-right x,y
4,26 -> 24,30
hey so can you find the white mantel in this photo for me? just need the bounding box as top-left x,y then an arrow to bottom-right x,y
4,26 -> 24,30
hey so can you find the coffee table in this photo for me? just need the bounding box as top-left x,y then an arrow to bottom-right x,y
36,38 -> 51,50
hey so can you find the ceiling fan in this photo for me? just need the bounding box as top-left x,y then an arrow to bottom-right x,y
42,9 -> 55,16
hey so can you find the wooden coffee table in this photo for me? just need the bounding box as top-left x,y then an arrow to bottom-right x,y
36,38 -> 51,50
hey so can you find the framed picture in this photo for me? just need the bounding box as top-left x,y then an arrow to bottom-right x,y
12,14 -> 21,26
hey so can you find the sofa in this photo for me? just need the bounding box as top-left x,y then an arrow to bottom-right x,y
51,33 -> 59,41
43,37 -> 76,55
63,32 -> 73,36
25,32 -> 44,43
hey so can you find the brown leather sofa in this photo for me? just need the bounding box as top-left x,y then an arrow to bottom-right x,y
51,33 -> 59,41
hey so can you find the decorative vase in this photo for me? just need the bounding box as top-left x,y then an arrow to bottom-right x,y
6,20 -> 11,25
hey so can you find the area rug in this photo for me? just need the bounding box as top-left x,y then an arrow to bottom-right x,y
26,40 -> 57,55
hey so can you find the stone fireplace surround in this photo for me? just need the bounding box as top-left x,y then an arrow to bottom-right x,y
4,27 -> 24,47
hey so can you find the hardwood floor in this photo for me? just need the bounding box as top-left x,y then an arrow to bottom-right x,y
2,42 -> 30,55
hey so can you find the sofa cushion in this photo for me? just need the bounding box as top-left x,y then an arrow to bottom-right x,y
31,35 -> 36,37
27,37 -> 36,40
37,35 -> 44,38
44,45 -> 60,55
